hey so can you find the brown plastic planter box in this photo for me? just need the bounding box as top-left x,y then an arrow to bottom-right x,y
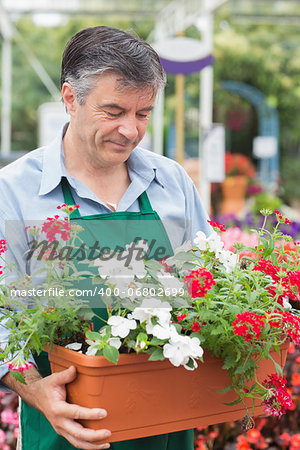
46,341 -> 289,443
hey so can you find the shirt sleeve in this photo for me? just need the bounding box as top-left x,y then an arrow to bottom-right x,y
184,180 -> 213,243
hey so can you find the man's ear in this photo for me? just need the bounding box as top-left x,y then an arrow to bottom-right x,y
61,83 -> 78,116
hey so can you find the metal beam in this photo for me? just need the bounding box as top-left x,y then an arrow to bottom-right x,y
2,0 -> 169,15
149,0 -> 228,41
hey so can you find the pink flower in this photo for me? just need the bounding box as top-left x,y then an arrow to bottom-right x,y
218,227 -> 258,252
0,429 -> 6,444
1,408 -> 19,425
5,361 -> 34,373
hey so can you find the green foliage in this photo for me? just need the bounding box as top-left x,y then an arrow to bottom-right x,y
252,192 -> 282,215
281,156 -> 300,203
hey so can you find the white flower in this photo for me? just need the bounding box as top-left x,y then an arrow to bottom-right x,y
216,249 -> 238,273
94,244 -> 147,288
163,326 -> 203,369
130,298 -> 172,324
206,232 -> 224,253
85,339 -> 99,356
282,297 -> 292,309
135,339 -> 147,351
157,270 -> 184,291
65,342 -> 82,352
129,298 -> 172,339
194,231 -> 207,251
165,241 -> 193,268
107,315 -> 137,338
86,345 -> 97,356
125,240 -> 149,254
174,241 -> 192,254
151,323 -> 172,340
108,337 -> 122,349
94,256 -> 127,276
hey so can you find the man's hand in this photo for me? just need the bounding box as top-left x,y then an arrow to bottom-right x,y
3,365 -> 111,449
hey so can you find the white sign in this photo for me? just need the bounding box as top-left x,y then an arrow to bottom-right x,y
153,37 -> 209,62
38,102 -> 69,147
202,124 -> 225,182
253,136 -> 277,159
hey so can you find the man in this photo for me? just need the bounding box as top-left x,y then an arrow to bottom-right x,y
0,26 -> 211,449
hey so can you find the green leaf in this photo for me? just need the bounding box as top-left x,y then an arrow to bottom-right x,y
211,326 -> 225,336
223,398 -> 242,406
171,252 -> 195,261
217,385 -> 232,393
137,332 -> 148,342
30,333 -> 41,353
103,345 -> 119,364
222,353 -> 238,370
85,331 -> 102,341
148,347 -> 165,361
272,343 -> 281,356
149,337 -> 165,345
12,371 -> 26,384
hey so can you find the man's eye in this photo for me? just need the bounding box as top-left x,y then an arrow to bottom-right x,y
137,113 -> 149,119
106,111 -> 122,117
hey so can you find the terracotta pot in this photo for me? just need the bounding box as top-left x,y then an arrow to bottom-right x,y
46,341 -> 289,443
221,175 -> 248,215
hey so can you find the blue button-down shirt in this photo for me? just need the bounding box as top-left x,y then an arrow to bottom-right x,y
0,124 -> 211,387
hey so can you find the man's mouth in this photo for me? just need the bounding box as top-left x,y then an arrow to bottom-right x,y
107,140 -> 135,149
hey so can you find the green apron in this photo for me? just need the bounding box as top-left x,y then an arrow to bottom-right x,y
20,178 -> 194,450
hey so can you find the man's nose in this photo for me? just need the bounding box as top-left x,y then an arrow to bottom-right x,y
118,116 -> 139,141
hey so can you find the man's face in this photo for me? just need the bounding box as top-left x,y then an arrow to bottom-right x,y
64,72 -> 156,168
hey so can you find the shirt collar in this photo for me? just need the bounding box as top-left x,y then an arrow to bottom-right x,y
39,124 -> 164,196
128,147 -> 165,188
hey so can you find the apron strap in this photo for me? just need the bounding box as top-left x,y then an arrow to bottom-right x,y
61,177 -> 81,218
138,191 -> 154,214
60,177 -> 154,215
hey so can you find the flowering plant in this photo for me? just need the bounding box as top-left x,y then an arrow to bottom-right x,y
225,152 -> 256,179
1,207 -> 300,426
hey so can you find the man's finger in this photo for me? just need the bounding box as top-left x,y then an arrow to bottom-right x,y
62,428 -> 111,450
56,402 -> 108,421
48,365 -> 77,386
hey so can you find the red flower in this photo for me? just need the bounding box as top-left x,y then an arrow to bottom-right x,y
236,435 -> 251,450
263,373 -> 293,418
0,239 -> 7,254
41,217 -> 73,242
177,313 -> 187,322
291,372 -> 300,387
159,257 -> 174,273
279,432 -> 291,446
207,220 -> 226,232
232,312 -> 265,342
57,203 -> 79,214
246,428 -> 262,444
253,259 -> 281,282
290,433 -> 300,449
184,268 -> 216,299
191,321 -> 201,332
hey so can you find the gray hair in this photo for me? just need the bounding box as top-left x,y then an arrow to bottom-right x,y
61,26 -> 166,104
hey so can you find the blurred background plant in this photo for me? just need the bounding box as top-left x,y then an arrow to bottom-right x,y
225,152 -> 257,179
194,344 -> 300,450
281,157 -> 300,211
